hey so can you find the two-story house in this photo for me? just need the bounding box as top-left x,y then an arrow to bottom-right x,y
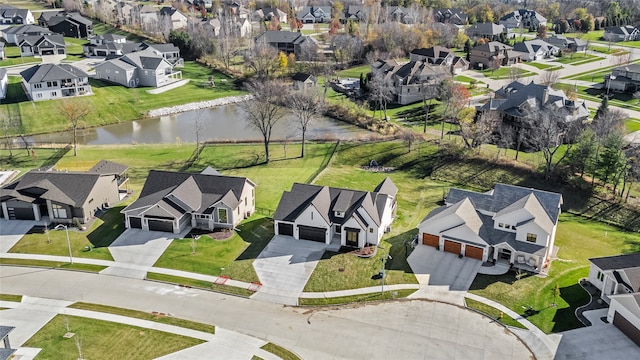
371,59 -> 450,105
0,4 -> 34,25
122,169 -> 256,233
606,64 -> 640,93
297,6 -> 331,24
255,30 -> 318,59
253,7 -> 287,23
20,63 -> 92,101
465,23 -> 507,41
47,12 -> 93,38
159,7 -> 188,30
434,8 -> 468,26
94,49 -> 182,88
342,5 -> 368,23
409,46 -> 469,74
499,9 -> 546,30
274,178 -> 397,249
18,34 -> 66,57
469,41 -> 521,69
512,39 -> 559,61
603,26 -> 640,42
417,183 -> 563,274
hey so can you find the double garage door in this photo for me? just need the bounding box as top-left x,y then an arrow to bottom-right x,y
277,223 -> 326,243
613,311 -> 640,346
128,217 -> 174,232
422,233 -> 483,260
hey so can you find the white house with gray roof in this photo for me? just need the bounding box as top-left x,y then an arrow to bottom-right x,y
94,49 -> 182,88
512,39 -> 559,61
122,169 -> 255,233
418,184 -> 563,274
588,253 -> 640,345
18,34 -> 66,57
20,64 -> 92,101
273,178 -> 398,248
499,9 -> 546,30
0,4 -> 34,25
2,24 -> 52,44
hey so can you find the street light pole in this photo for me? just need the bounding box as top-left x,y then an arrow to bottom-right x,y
55,224 -> 73,264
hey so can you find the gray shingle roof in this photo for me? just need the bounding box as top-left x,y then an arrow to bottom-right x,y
88,160 -> 128,175
122,170 -> 252,217
3,24 -> 50,36
18,33 -> 65,47
20,64 -> 88,84
589,253 -> 640,271
446,183 -> 563,224
0,170 -> 102,206
258,30 -> 304,44
466,23 -> 505,36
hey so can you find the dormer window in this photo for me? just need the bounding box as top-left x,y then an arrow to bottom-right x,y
335,211 -> 343,218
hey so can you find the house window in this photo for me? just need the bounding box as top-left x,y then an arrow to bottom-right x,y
498,223 -> 504,228
311,211 -> 313,220
526,233 -> 537,242
244,197 -> 247,206
369,228 -> 373,233
218,208 -> 228,223
512,226 -> 517,230
52,203 -> 68,219
597,271 -> 604,281
34,83 -> 42,89
51,91 -> 57,97
36,93 -> 42,98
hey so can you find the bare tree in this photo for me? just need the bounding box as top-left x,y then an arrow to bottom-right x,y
0,110 -> 19,159
522,106 -> 585,179
332,35 -> 364,67
59,100 -> 90,156
508,67 -> 524,83
242,81 -> 288,163
460,110 -> 499,149
540,70 -> 560,87
245,42 -> 279,80
289,90 -> 324,158
368,72 -> 394,121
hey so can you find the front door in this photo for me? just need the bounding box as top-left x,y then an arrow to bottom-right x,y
345,229 -> 359,247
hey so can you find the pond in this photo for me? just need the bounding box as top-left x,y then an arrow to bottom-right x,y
21,104 -> 374,146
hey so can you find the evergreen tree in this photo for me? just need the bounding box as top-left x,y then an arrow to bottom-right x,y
567,129 -> 597,178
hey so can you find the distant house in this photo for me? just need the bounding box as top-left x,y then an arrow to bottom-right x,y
121,169 -> 256,233
88,33 -> 127,46
2,24 -> 52,44
465,22 -> 507,41
385,6 -> 416,24
18,34 -> 66,57
469,41 -> 521,69
371,59 -> 450,105
512,39 -> 559,61
253,7 -> 287,23
499,9 -> 546,30
0,68 -> 7,100
603,26 -> 640,42
255,31 -> 318,59
94,49 -> 182,88
37,10 -> 64,27
297,6 -> 331,24
0,161 -> 128,224
204,17 -> 253,38
138,4 -> 159,28
273,178 -> 397,248
159,7 -> 188,30
545,35 -> 587,52
477,81 -> 589,130
434,8 -> 468,26
20,64 -> 92,101
409,46 -> 469,74
292,72 -> 316,91
417,183 -> 562,274
47,12 -> 93,38
342,5 -> 368,23
0,4 -> 34,25
605,64 -> 640,93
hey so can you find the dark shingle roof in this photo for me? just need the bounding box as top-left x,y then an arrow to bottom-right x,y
446,183 -> 563,224
589,253 -> 640,271
20,64 -> 88,84
0,171 -> 102,206
18,33 -> 65,47
292,72 -> 312,81
88,160 -> 128,175
258,30 -> 304,44
3,24 -> 50,36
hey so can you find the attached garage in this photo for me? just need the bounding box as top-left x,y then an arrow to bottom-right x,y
465,245 -> 484,260
443,239 -> 461,255
613,311 -> 640,346
7,207 -> 35,220
148,219 -> 174,233
278,223 -> 293,236
129,217 -> 142,229
422,233 -> 439,247
298,225 -> 326,243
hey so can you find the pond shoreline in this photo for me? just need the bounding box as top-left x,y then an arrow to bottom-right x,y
147,95 -> 253,117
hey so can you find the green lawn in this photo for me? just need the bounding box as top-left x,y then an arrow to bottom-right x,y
561,31 -> 604,42
153,216 -> 273,282
0,61 -> 243,136
261,343 -> 301,360
526,62 -> 557,70
474,67 -> 537,80
553,53 -> 602,66
146,272 -> 255,297
0,44 -> 41,67
464,298 -> 527,329
337,64 -> 370,79
0,258 -> 107,271
0,293 -> 23,302
626,119 -> 640,133
299,289 -> 416,306
453,75 -> 484,84
469,213 -> 640,334
69,302 -> 216,334
23,315 -> 204,360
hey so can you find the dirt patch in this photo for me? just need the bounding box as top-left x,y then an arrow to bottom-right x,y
349,245 -> 377,258
188,228 -> 234,241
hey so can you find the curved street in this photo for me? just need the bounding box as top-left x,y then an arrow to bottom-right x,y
0,266 -> 532,360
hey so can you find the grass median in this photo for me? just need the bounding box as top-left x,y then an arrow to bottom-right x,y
299,289 -> 416,306
464,298 -> 526,329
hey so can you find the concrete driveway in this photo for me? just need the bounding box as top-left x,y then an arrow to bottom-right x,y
100,228 -> 187,279
555,309 -> 640,359
408,245 -> 482,291
251,235 -> 326,305
0,220 -> 38,253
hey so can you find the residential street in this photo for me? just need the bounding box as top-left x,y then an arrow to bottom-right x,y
0,266 -> 533,360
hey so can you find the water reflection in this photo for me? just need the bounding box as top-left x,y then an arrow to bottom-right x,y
25,104 -> 372,145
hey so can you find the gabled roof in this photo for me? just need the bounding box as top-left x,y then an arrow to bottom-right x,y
292,72 -> 313,82
512,39 -> 558,55
88,160 -> 128,175
90,33 -> 126,42
18,34 -> 65,47
466,22 -> 505,36
274,178 -> 397,227
445,183 -> 563,225
473,41 -> 513,52
374,177 -> 398,197
3,24 -> 51,36
410,46 -> 453,59
122,170 -> 253,217
48,12 -> 92,27
20,64 -> 88,84
589,253 -> 640,271
500,9 -> 546,23
434,8 -> 468,24
0,170 -> 102,206
494,193 -> 555,233
257,30 -> 305,44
